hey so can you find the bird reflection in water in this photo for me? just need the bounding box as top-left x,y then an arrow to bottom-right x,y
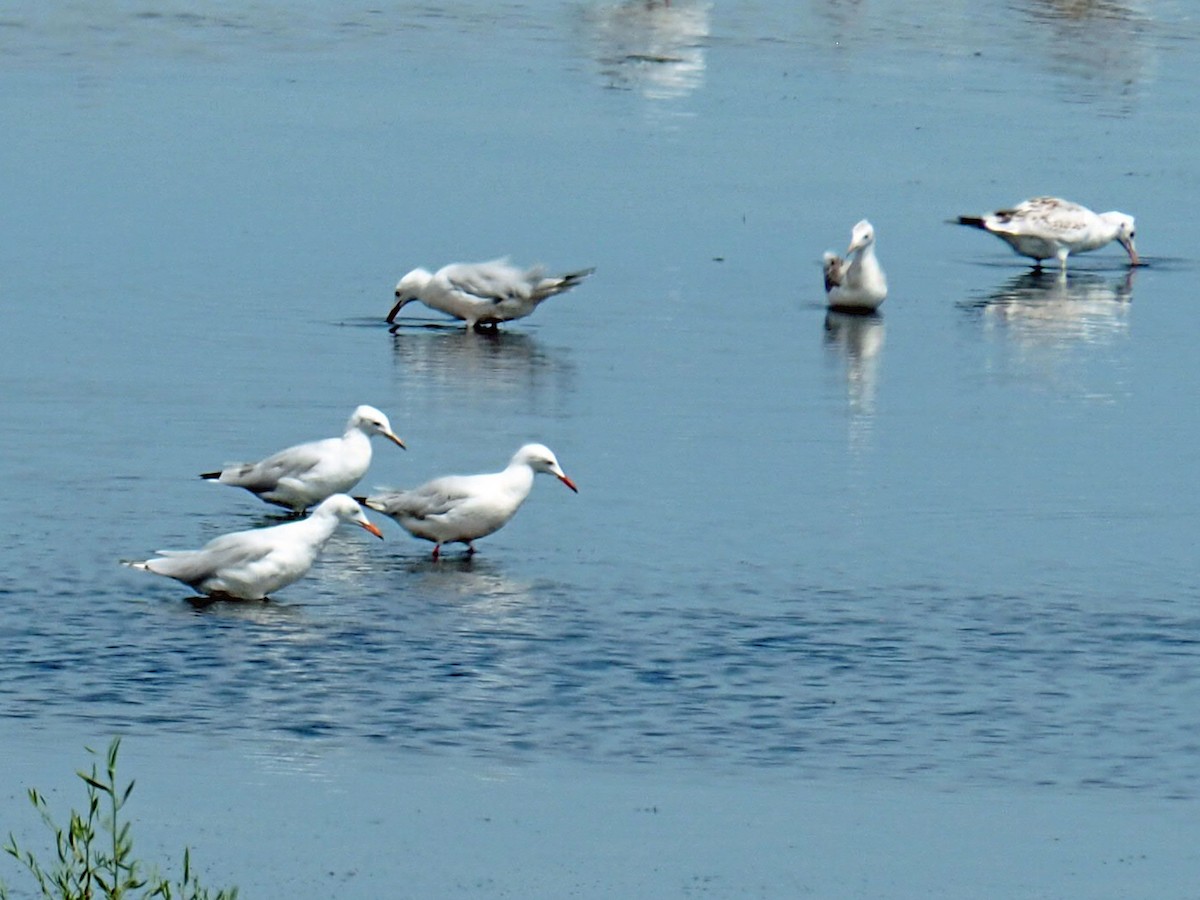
1015,0 -> 1154,108
824,310 -> 884,453
389,324 -> 575,414
961,268 -> 1133,347
960,268 -> 1135,399
183,591 -> 308,624
385,553 -> 542,622
582,0 -> 712,102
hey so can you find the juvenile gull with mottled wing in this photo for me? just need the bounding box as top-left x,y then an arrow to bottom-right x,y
954,196 -> 1139,269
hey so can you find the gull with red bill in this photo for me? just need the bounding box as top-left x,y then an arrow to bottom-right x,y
123,494 -> 383,601
358,443 -> 578,560
201,405 -> 405,514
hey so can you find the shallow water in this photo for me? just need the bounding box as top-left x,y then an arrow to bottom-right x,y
3,0 -> 1200,834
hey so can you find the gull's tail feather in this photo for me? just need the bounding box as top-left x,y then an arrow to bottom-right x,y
954,215 -> 988,230
560,267 -> 596,288
200,471 -> 221,480
537,267 -> 596,298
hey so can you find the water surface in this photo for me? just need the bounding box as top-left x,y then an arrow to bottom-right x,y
3,0 -> 1200,862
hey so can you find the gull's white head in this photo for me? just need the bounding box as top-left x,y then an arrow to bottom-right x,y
348,405 -> 406,449
387,267 -> 434,323
313,494 -> 384,539
1101,212 -> 1139,266
846,219 -> 876,255
514,443 -> 578,493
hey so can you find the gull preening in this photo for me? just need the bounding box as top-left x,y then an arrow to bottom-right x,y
123,494 -> 383,600
201,405 -> 405,514
388,258 -> 595,330
823,219 -> 888,312
954,197 -> 1139,269
358,443 -> 578,560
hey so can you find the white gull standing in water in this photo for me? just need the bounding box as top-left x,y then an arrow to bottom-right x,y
123,494 -> 383,600
357,443 -> 578,560
201,405 -> 405,514
823,219 -> 888,312
954,196 -> 1139,269
388,259 -> 595,330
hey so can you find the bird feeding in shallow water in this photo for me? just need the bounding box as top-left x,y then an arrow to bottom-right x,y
954,196 -> 1139,270
388,258 -> 595,330
823,219 -> 888,313
357,443 -> 578,560
201,405 -> 405,514
123,494 -> 383,601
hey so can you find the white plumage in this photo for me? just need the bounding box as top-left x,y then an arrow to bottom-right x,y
388,258 -> 595,330
201,405 -> 405,513
124,494 -> 383,600
955,196 -> 1139,269
359,443 -> 578,560
823,219 -> 888,312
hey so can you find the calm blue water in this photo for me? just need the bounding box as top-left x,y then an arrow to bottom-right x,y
3,1 -> 1200,806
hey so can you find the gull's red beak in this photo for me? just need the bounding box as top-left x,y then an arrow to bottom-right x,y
559,474 -> 579,493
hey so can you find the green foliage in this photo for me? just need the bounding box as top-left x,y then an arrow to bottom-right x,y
1,739 -> 237,900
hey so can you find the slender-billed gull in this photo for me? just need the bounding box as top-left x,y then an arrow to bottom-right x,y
823,219 -> 887,312
954,197 -> 1139,269
388,258 -> 595,330
123,494 -> 383,600
201,405 -> 405,513
358,443 -> 578,560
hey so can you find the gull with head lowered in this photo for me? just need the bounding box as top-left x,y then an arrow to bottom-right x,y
954,196 -> 1139,270
123,494 -> 383,601
388,258 -> 595,330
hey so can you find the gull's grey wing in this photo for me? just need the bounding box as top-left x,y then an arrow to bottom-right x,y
367,477 -> 474,520
146,535 -> 273,586
221,441 -> 329,490
442,260 -> 533,302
